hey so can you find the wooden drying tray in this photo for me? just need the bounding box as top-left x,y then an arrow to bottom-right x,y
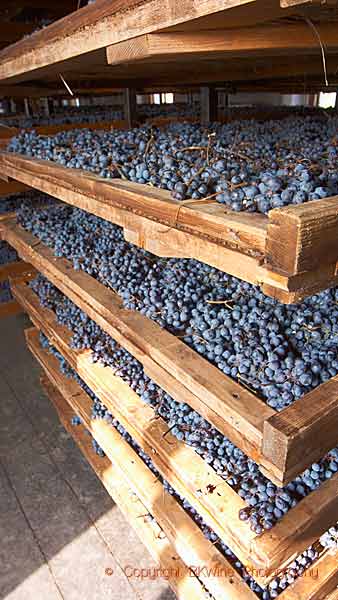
17,281 -> 338,585
4,218 -> 338,488
1,151 -> 338,303
29,327 -> 338,600
38,373 -> 211,600
39,372 -> 338,600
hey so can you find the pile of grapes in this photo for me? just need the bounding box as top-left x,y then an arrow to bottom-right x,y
4,105 -> 124,130
40,330 -> 326,600
30,273 -> 338,537
18,204 -> 338,413
8,114 -> 338,212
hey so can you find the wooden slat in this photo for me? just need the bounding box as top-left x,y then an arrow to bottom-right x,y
262,380 -> 338,483
266,197 -> 338,275
18,287 -> 338,582
0,152 -> 268,256
106,23 -> 338,66
39,375 -> 212,600
325,589 -> 338,600
285,552 -> 338,600
33,332 -> 257,600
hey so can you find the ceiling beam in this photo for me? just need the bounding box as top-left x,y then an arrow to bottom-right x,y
106,22 -> 338,66
0,0 -> 260,84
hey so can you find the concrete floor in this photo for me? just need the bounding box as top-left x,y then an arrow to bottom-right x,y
0,312 -> 176,600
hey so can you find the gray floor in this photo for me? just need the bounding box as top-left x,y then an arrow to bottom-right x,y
0,313 -> 176,600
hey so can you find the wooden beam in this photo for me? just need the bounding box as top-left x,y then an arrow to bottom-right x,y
200,85 -> 217,124
106,23 -> 338,66
0,0 -> 256,84
123,87 -> 137,128
262,377 -> 338,484
266,196 -> 338,274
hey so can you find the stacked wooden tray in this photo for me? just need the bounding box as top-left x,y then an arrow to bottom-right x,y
3,218 -> 338,489
1,152 -> 338,304
6,267 -> 338,598
22,318 -> 338,600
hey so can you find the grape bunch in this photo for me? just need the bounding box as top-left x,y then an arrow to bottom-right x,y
40,331 -> 323,600
19,204 -> 338,412
8,113 -> 338,212
31,274 -> 338,537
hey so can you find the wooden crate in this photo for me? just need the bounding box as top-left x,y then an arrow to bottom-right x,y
5,220 -> 338,488
1,151 -> 338,304
19,292 -> 338,585
40,375 -> 211,600
29,328 -> 338,600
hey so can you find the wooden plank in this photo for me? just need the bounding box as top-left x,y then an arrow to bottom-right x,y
325,589 -> 338,600
39,375 -> 212,600
285,552 -> 338,600
265,196 -> 338,275
0,299 -> 22,318
36,343 -> 261,600
18,288 -> 338,582
200,86 -> 217,124
5,224 -> 272,465
262,379 -> 338,484
32,120 -> 127,136
106,23 -> 338,66
0,0 -> 256,84
124,88 -> 137,129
